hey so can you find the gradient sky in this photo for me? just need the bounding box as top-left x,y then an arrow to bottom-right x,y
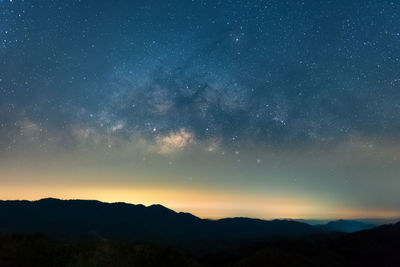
1,0 -> 400,220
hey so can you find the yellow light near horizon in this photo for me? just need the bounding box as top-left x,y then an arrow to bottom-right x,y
0,183 -> 304,217
1,167 -> 399,220
0,169 -> 316,219
1,181 -> 399,220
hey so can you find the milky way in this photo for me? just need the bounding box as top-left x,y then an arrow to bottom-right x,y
0,0 -> 399,219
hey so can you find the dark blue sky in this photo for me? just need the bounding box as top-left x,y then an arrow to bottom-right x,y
0,0 -> 399,219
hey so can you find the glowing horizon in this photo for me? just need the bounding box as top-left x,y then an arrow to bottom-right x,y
1,0 -> 399,222
1,176 -> 399,220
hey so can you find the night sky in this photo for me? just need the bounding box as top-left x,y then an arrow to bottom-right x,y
1,0 -> 400,219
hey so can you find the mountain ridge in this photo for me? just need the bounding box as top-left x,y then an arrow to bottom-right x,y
0,198 -> 319,241
0,198 -> 391,253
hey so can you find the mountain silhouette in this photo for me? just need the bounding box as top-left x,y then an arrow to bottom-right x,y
0,198 -> 326,249
0,199 -> 399,266
321,219 -> 375,233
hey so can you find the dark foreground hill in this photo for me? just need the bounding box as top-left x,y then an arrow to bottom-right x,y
0,198 -> 324,251
202,221 -> 400,267
0,222 -> 399,267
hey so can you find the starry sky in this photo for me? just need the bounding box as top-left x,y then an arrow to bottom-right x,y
1,0 -> 400,220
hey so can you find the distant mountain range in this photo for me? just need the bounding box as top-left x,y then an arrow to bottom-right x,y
319,219 -> 375,233
0,198 -> 324,247
0,198 -> 399,266
0,198 -> 386,249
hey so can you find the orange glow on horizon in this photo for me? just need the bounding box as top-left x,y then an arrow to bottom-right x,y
1,182 -> 399,220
